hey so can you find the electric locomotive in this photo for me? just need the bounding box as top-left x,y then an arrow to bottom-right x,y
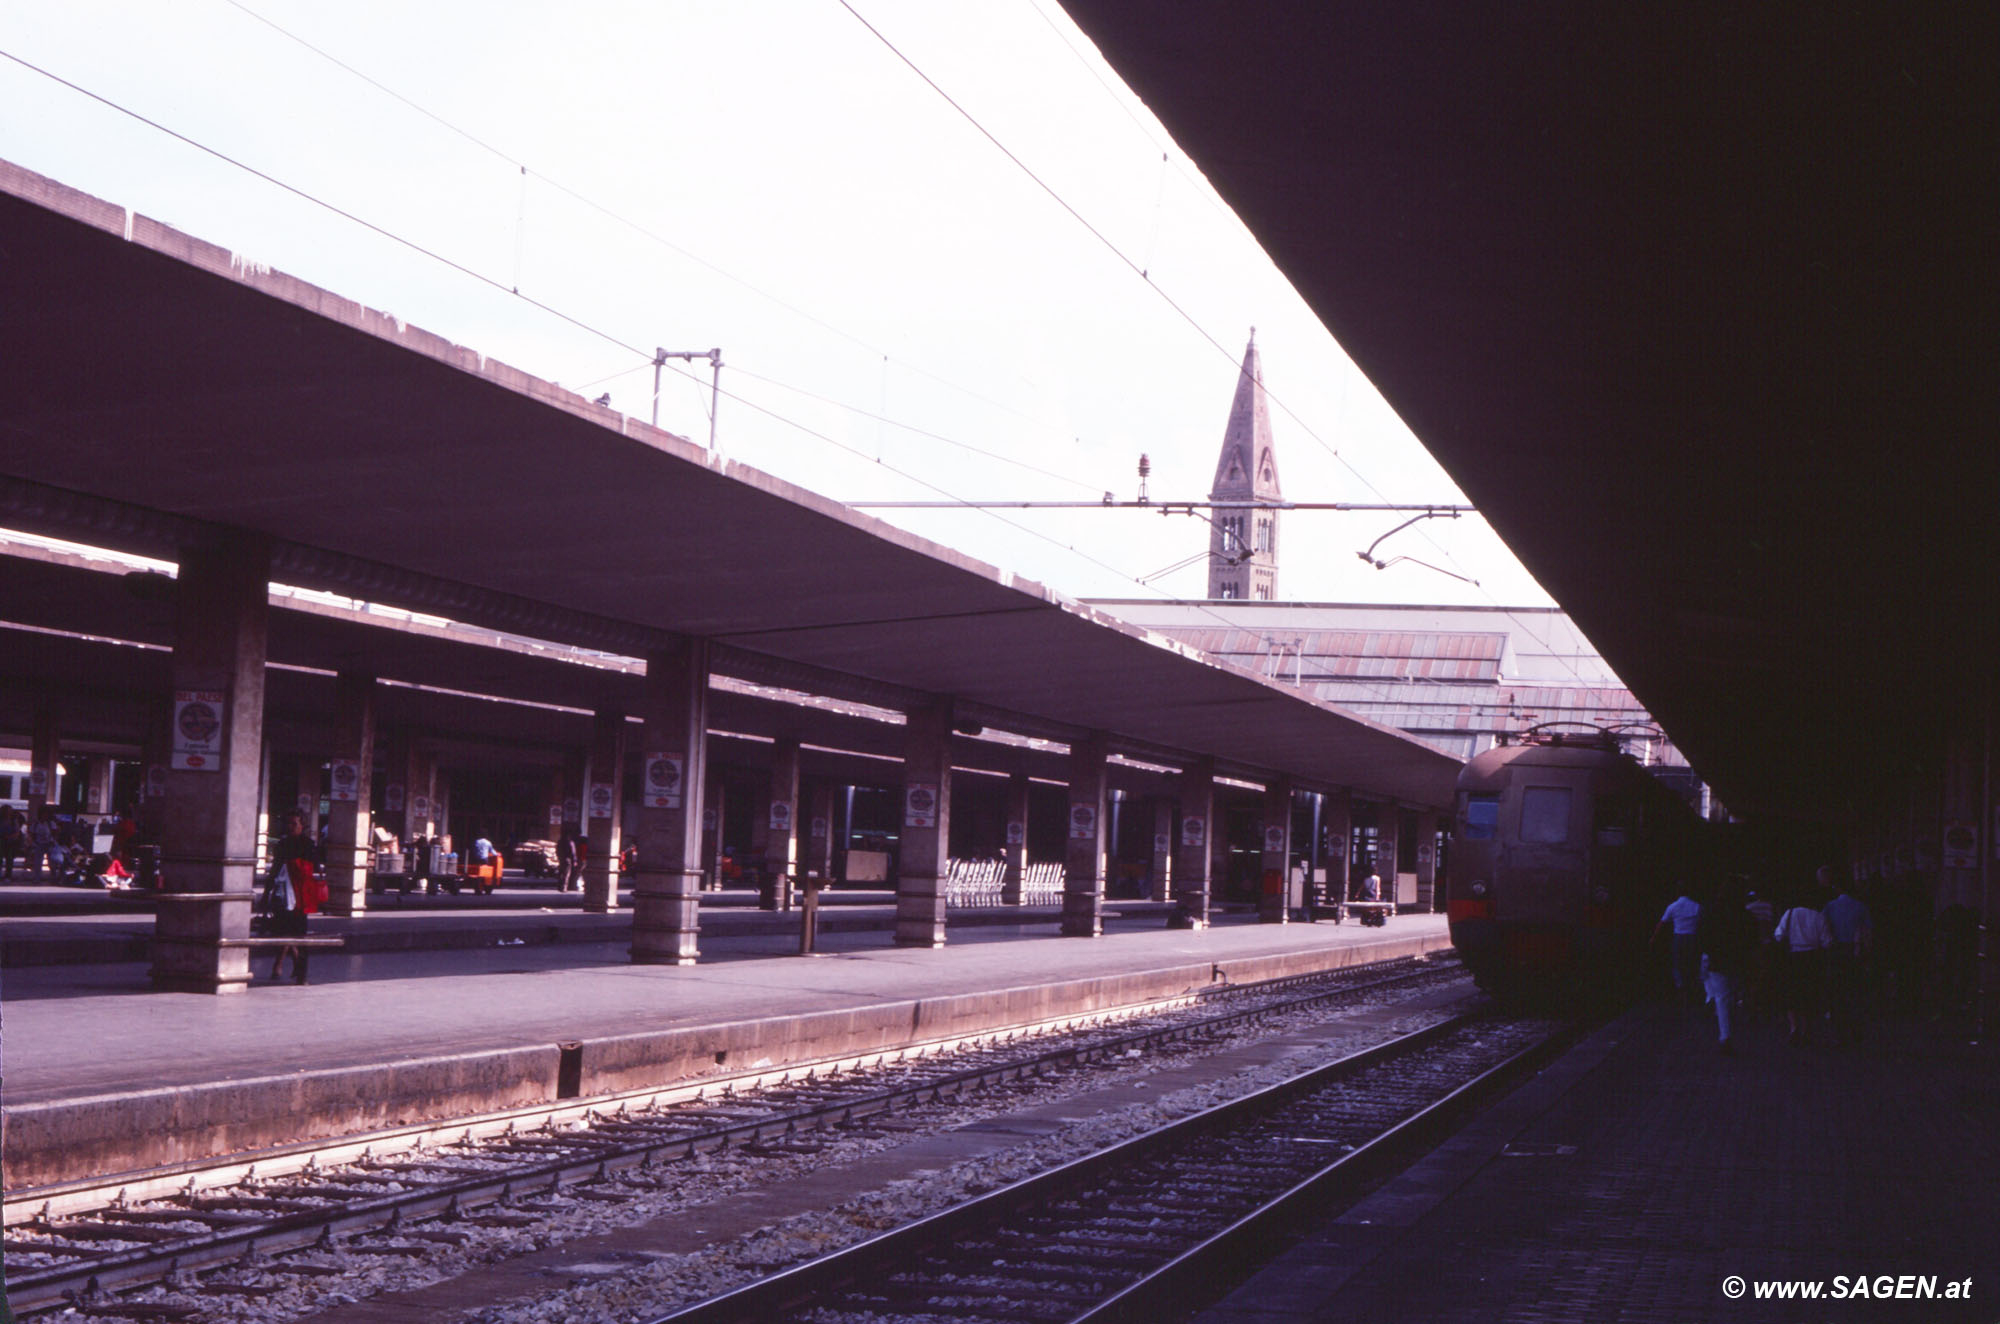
1447,727 -> 1698,998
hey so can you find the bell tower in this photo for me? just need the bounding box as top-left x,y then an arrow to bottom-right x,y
1207,330 -> 1282,599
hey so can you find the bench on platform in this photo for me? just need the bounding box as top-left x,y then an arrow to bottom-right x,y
1332,901 -> 1395,925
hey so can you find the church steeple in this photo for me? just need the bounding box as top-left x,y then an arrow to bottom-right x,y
1207,330 -> 1282,600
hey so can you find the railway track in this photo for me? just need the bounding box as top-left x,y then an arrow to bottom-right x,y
650,1011 -> 1568,1324
7,954 -> 1464,1319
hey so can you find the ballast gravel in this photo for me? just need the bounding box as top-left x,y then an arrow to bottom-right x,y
59,977 -> 1467,1324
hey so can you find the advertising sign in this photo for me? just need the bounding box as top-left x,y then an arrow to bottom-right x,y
769,801 -> 793,833
1263,825 -> 1286,853
1153,832 -> 1171,854
1005,820 -> 1025,846
410,794 -> 431,825
549,802 -> 563,825
1181,815 -> 1206,847
810,815 -> 830,839
1069,804 -> 1097,840
171,690 -> 225,771
27,767 -> 48,797
328,759 -> 361,803
904,783 -> 939,829
588,782 -> 615,820
643,754 -> 684,809
384,782 -> 405,813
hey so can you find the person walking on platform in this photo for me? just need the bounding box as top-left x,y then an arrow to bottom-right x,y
1820,868 -> 1872,1043
1774,887 -> 1832,1044
558,826 -> 588,893
265,812 -> 323,984
0,806 -> 23,879
1653,886 -> 1703,1007
1697,885 -> 1757,1053
1742,887 -> 1777,1015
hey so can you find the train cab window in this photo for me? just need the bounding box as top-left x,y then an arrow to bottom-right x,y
1462,793 -> 1500,839
1519,786 -> 1573,844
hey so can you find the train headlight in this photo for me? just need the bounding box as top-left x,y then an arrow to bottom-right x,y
1592,887 -> 1611,905
1470,880 -> 1488,898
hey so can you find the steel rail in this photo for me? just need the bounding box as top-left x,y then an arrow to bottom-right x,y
9,957 -> 1462,1315
644,1011 -> 1566,1324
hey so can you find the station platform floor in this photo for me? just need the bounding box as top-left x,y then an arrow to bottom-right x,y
0,896 -> 1451,1192
1199,996 -> 2000,1323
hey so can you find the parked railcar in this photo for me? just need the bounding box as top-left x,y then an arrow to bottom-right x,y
1448,729 -> 1698,998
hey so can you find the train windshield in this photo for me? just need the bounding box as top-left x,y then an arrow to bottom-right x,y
1462,793 -> 1499,839
1519,786 -> 1573,843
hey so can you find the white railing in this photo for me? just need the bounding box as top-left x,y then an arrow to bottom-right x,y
941,858 -> 1068,907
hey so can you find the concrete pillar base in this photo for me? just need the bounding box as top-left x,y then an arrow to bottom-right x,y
631,869 -> 702,963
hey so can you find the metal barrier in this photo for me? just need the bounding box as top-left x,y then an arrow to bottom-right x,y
939,858 -> 1067,907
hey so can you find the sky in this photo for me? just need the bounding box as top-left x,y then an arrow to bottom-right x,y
0,0 -> 1557,611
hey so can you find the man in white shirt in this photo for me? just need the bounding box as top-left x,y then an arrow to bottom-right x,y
1774,895 -> 1832,1043
1653,890 -> 1703,1005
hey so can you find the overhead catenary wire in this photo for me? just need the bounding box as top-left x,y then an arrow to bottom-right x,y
217,0 -> 1089,453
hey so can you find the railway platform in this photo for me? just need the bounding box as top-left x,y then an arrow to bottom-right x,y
1200,998 -> 2000,1322
0,904 -> 1450,1193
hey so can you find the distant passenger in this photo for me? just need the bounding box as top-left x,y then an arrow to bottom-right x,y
1653,887 -> 1704,1005
1697,886 -> 1757,1054
266,812 -> 322,984
1820,868 -> 1872,1043
471,836 -> 497,865
0,807 -> 22,879
1773,888 -> 1833,1043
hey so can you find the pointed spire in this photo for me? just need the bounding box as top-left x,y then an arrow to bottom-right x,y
1206,330 -> 1283,600
1209,330 -> 1280,502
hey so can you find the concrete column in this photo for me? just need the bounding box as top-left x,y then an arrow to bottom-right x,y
27,702 -> 57,823
805,780 -> 835,883
294,759 -> 322,837
1377,808 -> 1401,906
762,738 -> 800,911
583,710 -> 626,913
1414,809 -> 1440,911
1001,772 -> 1029,904
1259,777 -> 1293,924
151,532 -> 269,994
322,673 -> 376,916
1150,797 -> 1174,902
895,698 -> 952,947
1174,760 -> 1214,928
631,638 -> 708,964
1062,733 -> 1109,937
84,756 -> 115,816
1941,730 -> 1980,910
378,729 -> 408,848
700,777 -> 722,890
1321,789 -> 1352,907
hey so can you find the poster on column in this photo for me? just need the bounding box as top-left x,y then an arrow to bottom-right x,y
810,816 -> 829,839
769,801 -> 793,833
1263,825 -> 1286,853
1069,804 -> 1097,840
904,783 -> 938,829
27,767 -> 48,797
549,803 -> 563,826
328,760 -> 361,803
588,783 -> 615,820
1154,832 -> 1171,854
145,764 -> 166,800
384,783 -> 405,813
171,691 -> 225,770
643,754 -> 683,808
1181,815 -> 1206,847
563,797 -> 581,824
1006,820 -> 1025,846
410,794 -> 430,824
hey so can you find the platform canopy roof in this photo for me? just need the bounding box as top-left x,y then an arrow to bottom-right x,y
1059,1 -> 1996,819
0,162 -> 1460,809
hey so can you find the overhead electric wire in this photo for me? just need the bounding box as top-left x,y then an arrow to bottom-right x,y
218,0 -> 1088,454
